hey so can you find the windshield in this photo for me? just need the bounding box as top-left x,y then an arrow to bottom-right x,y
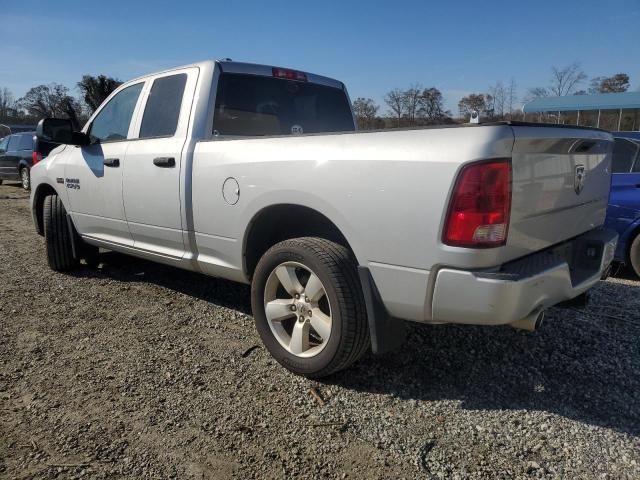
213,73 -> 355,137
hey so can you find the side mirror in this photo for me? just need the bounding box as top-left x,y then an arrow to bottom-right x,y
36,118 -> 89,146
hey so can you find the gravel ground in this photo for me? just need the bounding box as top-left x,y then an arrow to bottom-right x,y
1,181 -> 639,479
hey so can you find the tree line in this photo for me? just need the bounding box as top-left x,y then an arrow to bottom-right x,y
354,64 -> 632,129
0,63 -> 633,133
0,75 -> 122,130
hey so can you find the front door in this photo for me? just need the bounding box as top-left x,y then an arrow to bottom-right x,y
122,69 -> 198,258
65,81 -> 145,245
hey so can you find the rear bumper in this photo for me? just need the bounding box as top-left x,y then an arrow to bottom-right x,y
430,228 -> 617,325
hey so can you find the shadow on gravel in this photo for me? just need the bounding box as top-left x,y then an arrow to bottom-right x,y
72,252 -> 639,437
70,251 -> 252,314
329,281 -> 640,437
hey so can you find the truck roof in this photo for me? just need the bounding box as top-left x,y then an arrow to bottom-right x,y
126,59 -> 345,90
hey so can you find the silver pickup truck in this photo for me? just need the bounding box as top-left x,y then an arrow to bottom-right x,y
31,59 -> 617,377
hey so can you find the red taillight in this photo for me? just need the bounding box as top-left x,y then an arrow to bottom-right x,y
272,67 -> 307,82
443,159 -> 511,248
32,151 -> 42,165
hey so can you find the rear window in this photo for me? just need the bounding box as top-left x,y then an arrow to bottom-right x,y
139,73 -> 187,138
212,73 -> 355,137
612,138 -> 639,173
18,134 -> 34,151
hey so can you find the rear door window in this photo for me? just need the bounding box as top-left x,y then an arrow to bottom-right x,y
139,74 -> 187,138
18,134 -> 34,151
213,73 -> 355,137
611,138 -> 639,173
90,83 -> 144,143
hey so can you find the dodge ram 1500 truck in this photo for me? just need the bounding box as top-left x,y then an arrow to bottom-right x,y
31,59 -> 617,377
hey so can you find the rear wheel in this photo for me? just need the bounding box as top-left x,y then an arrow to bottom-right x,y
20,167 -> 30,190
43,194 -> 78,272
251,237 -> 369,378
630,234 -> 640,278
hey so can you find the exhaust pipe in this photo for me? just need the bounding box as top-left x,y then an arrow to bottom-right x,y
510,310 -> 545,332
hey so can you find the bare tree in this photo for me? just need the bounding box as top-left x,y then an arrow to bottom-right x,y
506,78 -> 517,119
384,88 -> 405,127
402,85 -> 422,125
523,87 -> 549,103
549,62 -> 587,96
488,82 -> 506,119
17,84 -> 83,128
0,87 -> 14,119
352,97 -> 379,130
419,87 -> 449,124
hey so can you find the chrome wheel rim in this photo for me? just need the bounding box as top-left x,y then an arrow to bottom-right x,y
21,169 -> 29,189
264,261 -> 332,358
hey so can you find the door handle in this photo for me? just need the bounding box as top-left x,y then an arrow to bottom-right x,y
153,157 -> 175,168
104,158 -> 120,167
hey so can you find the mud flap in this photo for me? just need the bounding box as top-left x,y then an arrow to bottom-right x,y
357,266 -> 406,355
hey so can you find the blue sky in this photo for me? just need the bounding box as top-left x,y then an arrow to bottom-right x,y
1,0 -> 639,113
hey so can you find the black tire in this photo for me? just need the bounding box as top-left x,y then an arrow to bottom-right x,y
0,179 -> 3,185
630,233 -> 640,278
251,237 -> 369,378
43,194 -> 78,271
20,167 -> 30,190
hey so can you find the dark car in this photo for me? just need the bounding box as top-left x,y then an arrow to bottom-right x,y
604,135 -> 640,276
0,132 -> 59,190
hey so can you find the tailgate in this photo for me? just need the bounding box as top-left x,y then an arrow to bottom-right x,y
508,125 -> 613,253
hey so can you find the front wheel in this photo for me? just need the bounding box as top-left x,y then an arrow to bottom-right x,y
251,237 -> 369,378
20,167 -> 30,190
43,194 -> 78,271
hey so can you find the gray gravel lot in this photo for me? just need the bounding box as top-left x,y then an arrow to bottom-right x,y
1,181 -> 639,479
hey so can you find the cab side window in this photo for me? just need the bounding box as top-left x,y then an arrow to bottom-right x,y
89,83 -> 144,143
139,74 -> 187,139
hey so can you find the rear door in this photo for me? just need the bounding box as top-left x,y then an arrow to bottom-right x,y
0,135 -> 22,179
122,68 -> 198,258
65,81 -> 146,245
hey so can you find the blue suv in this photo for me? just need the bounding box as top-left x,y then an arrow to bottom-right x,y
605,135 -> 640,277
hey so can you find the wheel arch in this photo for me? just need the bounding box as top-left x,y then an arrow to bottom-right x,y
623,218 -> 640,264
243,203 -> 357,280
32,182 -> 62,236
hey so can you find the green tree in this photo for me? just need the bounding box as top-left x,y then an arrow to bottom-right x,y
458,93 -> 490,120
589,73 -> 630,94
78,74 -> 122,113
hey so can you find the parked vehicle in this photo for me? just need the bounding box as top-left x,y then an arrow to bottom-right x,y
605,136 -> 640,276
0,132 -> 36,189
30,60 -> 617,377
0,131 -> 58,189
